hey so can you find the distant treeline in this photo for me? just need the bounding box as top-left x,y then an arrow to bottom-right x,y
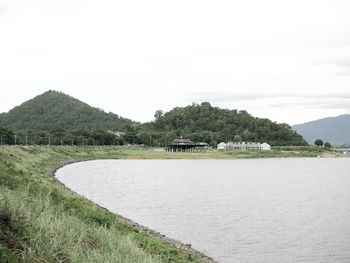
0,126 -> 122,146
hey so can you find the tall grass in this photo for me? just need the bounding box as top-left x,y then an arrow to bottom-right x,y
0,146 -> 205,263
0,186 -> 159,263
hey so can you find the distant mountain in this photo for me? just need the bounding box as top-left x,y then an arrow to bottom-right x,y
292,114 -> 350,147
0,90 -> 134,132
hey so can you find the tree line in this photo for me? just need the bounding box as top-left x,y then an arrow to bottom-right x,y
314,139 -> 332,148
0,126 -> 123,146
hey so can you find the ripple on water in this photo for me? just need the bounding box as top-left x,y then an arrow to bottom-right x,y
56,158 -> 350,263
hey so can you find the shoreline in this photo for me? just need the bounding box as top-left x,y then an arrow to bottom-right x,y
51,158 -> 218,263
2,146 -> 345,262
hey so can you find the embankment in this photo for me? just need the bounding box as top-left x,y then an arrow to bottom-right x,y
0,146 -> 215,263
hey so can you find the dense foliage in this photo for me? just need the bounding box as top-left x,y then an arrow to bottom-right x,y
0,125 -> 123,146
11,128 -> 123,146
122,102 -> 307,146
314,139 -> 324,146
0,126 -> 15,145
324,142 -> 332,148
0,90 -> 134,132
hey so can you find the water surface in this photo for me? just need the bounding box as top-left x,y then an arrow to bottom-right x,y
56,158 -> 350,263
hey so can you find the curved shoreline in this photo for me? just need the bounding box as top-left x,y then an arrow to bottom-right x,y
51,158 -> 218,263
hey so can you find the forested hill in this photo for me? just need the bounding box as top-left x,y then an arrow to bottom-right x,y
126,102 -> 307,146
0,90 -> 134,132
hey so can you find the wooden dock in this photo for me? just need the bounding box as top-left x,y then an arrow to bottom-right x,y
166,138 -> 209,152
166,143 -> 209,152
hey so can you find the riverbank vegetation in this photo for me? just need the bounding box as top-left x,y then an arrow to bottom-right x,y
0,146 -> 343,262
0,146 -> 209,263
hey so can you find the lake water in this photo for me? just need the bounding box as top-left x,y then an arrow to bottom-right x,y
56,158 -> 350,263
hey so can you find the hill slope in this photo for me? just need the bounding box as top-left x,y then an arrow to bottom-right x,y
128,102 -> 307,146
0,90 -> 134,131
292,114 -> 350,146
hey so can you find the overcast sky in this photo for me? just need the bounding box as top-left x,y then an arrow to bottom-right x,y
1,0 -> 350,125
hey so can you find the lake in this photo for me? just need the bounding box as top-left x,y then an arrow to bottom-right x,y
55,158 -> 350,263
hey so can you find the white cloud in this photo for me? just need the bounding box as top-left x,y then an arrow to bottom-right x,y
1,0 -> 350,124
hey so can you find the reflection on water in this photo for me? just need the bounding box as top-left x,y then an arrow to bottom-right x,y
56,158 -> 350,263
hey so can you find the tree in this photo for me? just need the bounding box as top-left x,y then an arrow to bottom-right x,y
0,126 -> 15,145
234,134 -> 242,142
314,139 -> 324,146
154,110 -> 163,120
324,142 -> 331,148
137,131 -> 152,146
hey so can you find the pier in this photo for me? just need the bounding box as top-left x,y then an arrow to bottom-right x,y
166,138 -> 209,152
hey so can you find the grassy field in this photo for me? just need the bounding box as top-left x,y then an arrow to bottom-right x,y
0,146 -> 343,262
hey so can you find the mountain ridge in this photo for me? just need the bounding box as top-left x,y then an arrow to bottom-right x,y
0,90 -> 134,131
292,114 -> 350,146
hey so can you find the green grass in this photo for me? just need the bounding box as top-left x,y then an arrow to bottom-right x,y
0,146 -> 206,263
0,146 -> 344,262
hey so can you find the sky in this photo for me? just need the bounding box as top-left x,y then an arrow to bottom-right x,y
1,0 -> 350,125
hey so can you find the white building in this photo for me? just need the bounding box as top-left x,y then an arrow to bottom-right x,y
107,130 -> 125,137
217,142 -> 227,150
260,143 -> 271,150
217,142 -> 271,151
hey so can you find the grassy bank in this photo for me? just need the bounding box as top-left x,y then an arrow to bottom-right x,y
0,146 -> 343,262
